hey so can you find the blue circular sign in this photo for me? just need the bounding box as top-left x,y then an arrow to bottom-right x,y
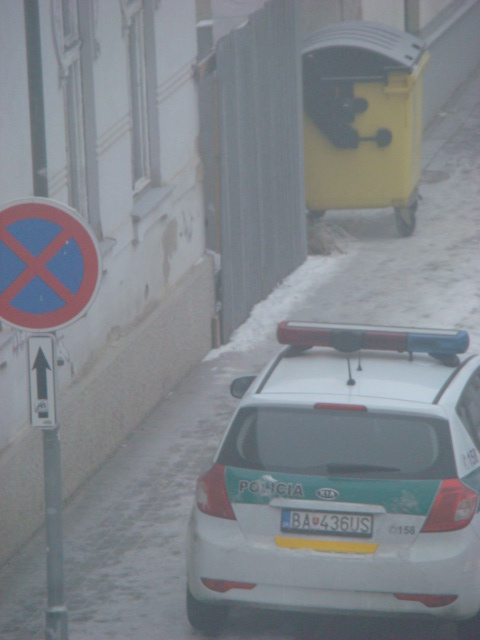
0,198 -> 102,331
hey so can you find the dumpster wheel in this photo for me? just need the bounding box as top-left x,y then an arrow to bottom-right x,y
394,201 -> 417,237
307,209 -> 326,222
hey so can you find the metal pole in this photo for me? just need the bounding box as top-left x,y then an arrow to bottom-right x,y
43,427 -> 69,640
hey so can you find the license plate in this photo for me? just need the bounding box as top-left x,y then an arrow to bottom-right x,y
281,509 -> 373,538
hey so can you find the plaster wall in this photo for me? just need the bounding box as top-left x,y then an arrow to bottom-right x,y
0,0 -> 214,564
0,257 -> 214,567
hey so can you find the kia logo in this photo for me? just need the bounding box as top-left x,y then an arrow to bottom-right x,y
316,488 -> 339,500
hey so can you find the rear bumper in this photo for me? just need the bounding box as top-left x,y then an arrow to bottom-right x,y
186,509 -> 480,620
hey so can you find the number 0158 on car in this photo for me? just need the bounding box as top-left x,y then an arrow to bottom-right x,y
281,509 -> 373,537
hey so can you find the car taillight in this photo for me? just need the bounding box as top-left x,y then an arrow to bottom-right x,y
314,403 -> 367,412
421,479 -> 478,533
201,578 -> 256,593
196,463 -> 236,520
394,593 -> 457,608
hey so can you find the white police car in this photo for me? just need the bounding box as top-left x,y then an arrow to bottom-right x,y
186,322 -> 480,638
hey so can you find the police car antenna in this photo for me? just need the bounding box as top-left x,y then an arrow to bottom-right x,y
346,356 -> 356,386
357,351 -> 363,372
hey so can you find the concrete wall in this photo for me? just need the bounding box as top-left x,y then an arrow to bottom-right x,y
421,0 -> 480,126
360,0 -> 404,28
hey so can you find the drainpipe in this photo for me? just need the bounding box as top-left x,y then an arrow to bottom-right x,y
405,0 -> 420,34
24,0 -> 48,197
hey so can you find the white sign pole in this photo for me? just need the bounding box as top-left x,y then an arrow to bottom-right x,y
28,335 -> 68,639
0,196 -> 103,640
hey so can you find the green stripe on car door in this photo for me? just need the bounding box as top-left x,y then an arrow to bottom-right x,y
226,467 -> 440,516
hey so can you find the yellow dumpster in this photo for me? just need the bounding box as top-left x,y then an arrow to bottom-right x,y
303,22 -> 429,236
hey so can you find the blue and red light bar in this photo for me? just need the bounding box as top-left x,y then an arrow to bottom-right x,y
277,321 -> 469,356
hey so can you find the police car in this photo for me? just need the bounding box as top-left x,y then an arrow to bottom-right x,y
186,322 -> 480,638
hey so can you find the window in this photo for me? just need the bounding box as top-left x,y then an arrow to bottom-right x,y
120,0 -> 160,194
457,369 -> 480,447
128,8 -> 150,192
52,0 -> 102,237
218,407 -> 456,480
64,57 -> 87,216
61,0 -> 79,47
52,0 -> 87,217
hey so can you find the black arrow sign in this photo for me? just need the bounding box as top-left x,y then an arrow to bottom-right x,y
32,348 -> 51,416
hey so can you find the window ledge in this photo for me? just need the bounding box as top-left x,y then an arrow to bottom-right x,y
131,186 -> 173,245
131,186 -> 173,224
100,236 -> 117,257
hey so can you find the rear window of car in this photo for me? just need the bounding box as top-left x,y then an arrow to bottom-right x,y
217,406 -> 456,480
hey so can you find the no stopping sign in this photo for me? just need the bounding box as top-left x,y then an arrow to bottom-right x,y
0,198 -> 102,331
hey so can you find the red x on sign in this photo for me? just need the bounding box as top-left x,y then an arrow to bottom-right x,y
0,198 -> 102,331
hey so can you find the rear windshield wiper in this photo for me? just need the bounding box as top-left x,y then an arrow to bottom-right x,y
326,463 -> 401,474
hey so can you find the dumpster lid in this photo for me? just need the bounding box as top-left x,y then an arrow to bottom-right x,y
303,21 -> 426,77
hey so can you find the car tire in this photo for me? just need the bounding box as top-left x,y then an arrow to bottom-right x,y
186,586 -> 228,634
456,613 -> 480,640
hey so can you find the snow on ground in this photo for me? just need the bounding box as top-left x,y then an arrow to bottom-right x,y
207,152 -> 480,359
204,251 -> 356,357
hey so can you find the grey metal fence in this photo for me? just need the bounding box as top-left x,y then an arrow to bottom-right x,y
212,0 -> 307,343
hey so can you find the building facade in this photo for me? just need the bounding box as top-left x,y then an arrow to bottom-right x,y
0,0 -> 215,565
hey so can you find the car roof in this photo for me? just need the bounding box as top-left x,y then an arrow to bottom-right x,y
253,348 -> 468,406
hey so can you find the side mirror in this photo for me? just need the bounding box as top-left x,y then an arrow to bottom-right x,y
230,375 -> 256,399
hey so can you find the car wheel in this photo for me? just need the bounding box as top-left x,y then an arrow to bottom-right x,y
186,586 -> 229,634
456,613 -> 480,640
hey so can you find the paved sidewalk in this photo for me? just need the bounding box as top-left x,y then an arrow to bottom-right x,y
0,63 -> 479,640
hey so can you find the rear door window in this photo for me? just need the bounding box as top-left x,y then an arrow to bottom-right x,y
218,406 -> 455,480
457,367 -> 480,448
